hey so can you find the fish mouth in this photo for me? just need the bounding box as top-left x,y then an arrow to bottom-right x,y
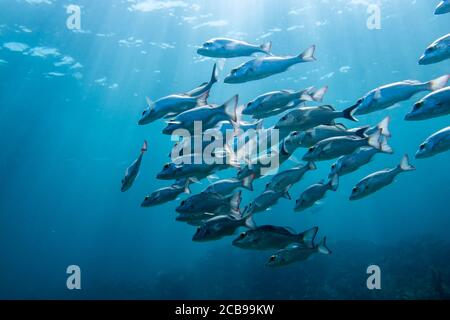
415,151 -> 427,159
197,48 -> 209,56
224,75 -> 238,84
404,113 -> 414,121
418,55 -> 431,65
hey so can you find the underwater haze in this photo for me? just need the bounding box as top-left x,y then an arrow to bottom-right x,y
0,0 -> 449,299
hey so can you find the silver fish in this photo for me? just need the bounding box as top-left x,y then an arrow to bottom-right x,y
294,175 -> 339,212
405,86 -> 450,121
350,155 -> 415,201
435,0 -> 450,15
329,147 -> 389,178
162,95 -> 239,135
157,152 -> 237,182
243,86 -> 328,119
353,75 -> 450,116
419,34 -> 450,65
176,191 -> 242,216
266,237 -> 331,267
265,162 -> 316,192
224,45 -> 316,84
202,175 -> 255,195
197,38 -> 272,58
284,124 -> 368,149
302,129 -> 391,162
141,179 -> 191,207
192,212 -> 256,242
138,91 -> 209,125
275,104 -> 359,132
121,140 -> 147,192
232,226 -> 318,251
416,126 -> 450,159
244,186 -> 291,215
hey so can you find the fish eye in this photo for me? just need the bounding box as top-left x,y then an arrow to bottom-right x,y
269,255 -> 276,262
308,146 -> 315,152
419,144 -> 426,150
144,196 -> 149,200
413,102 -> 423,111
180,200 -> 186,206
239,232 -> 247,239
163,163 -> 170,169
142,110 -> 146,116
331,164 -> 336,169
426,46 -> 435,53
292,131 -> 299,136
357,98 -> 363,104
281,116 -> 287,121
352,187 -> 359,193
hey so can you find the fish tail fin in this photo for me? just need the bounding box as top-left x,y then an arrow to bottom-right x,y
298,226 -> 319,243
299,45 -> 316,62
398,154 -> 416,172
282,185 -> 292,200
367,129 -> 383,150
354,126 -> 370,138
244,213 -> 256,229
317,237 -> 332,255
342,104 -> 359,122
229,191 -> 242,215
210,63 -> 219,84
222,94 -> 239,123
242,174 -> 255,191
260,41 -> 272,54
328,174 -> 339,191
196,90 -> 209,107
427,74 -> 449,91
184,178 -> 192,194
368,129 -> 393,153
379,135 -> 394,154
141,140 -> 148,153
308,161 -> 317,171
377,116 -> 392,137
312,86 -> 328,102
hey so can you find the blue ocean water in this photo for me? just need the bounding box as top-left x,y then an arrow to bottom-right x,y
0,0 -> 449,299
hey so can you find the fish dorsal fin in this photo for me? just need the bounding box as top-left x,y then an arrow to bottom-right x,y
146,97 -> 154,110
335,123 -> 347,130
283,226 -> 297,234
319,105 -> 335,111
374,89 -> 382,100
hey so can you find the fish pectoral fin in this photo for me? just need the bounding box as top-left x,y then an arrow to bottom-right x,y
163,112 -> 178,119
165,120 -> 182,125
323,143 -> 332,151
374,89 -> 382,100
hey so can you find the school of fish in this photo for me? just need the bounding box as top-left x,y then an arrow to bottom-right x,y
120,4 -> 450,268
